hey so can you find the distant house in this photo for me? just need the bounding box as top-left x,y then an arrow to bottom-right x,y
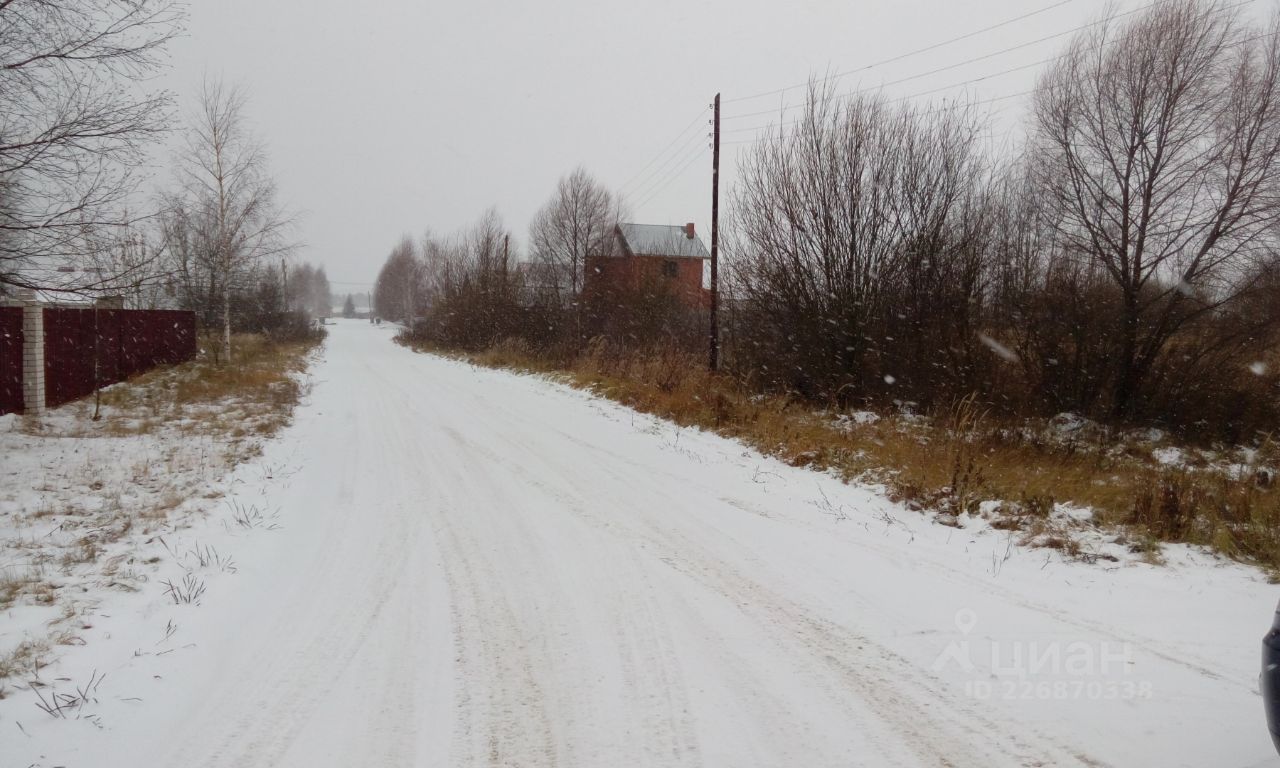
516,260 -> 571,307
584,223 -> 710,309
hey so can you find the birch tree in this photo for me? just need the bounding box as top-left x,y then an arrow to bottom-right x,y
172,78 -> 293,363
529,168 -> 623,301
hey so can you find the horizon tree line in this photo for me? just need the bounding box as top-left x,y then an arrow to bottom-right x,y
374,0 -> 1280,440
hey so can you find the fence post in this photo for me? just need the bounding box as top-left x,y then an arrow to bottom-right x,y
20,294 -> 45,415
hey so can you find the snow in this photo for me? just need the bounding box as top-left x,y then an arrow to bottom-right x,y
1154,445 -> 1186,466
2,318 -> 1277,767
834,409 -> 880,430
1050,412 -> 1090,434
0,380 -> 292,706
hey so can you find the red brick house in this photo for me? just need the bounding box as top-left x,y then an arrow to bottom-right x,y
584,223 -> 710,309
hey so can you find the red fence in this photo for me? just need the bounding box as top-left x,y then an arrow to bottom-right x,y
42,308 -> 197,410
0,308 -> 21,415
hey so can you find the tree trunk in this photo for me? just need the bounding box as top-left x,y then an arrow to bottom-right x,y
222,283 -> 232,366
1111,291 -> 1140,420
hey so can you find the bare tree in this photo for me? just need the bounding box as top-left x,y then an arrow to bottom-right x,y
82,214 -> 172,308
399,210 -> 528,349
529,168 -> 624,303
311,265 -> 330,318
171,77 -> 294,363
286,261 -> 314,314
729,84 -> 989,401
1032,0 -> 1280,417
374,236 -> 421,324
0,0 -> 184,294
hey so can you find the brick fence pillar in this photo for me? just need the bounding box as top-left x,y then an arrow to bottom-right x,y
21,301 -> 44,415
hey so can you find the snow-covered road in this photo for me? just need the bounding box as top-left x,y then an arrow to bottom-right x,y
10,319 -> 1278,767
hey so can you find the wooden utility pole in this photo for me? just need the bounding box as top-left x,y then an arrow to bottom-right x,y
501,233 -> 510,311
709,92 -> 721,372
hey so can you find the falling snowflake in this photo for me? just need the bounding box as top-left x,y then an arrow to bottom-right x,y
978,332 -> 1019,363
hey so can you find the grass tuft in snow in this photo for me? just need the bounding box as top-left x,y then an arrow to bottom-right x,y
30,668 -> 104,720
161,574 -> 207,605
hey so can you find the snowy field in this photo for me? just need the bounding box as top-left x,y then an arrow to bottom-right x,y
0,349 -> 310,686
2,318 -> 1277,767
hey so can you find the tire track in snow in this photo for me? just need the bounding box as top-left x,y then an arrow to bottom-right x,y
422,386 -> 1103,767
416,421 -> 703,768
373,363 -> 708,768
430,503 -> 559,767
454,366 -> 1247,692
156,374 -> 429,768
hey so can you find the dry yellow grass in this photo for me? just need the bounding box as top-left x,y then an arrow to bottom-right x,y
0,638 -> 50,694
1,333 -> 322,626
411,335 -> 1280,574
90,333 -> 317,435
0,568 -> 53,610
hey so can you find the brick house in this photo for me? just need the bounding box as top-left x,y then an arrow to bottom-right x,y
584,223 -> 710,309
515,259 -> 571,307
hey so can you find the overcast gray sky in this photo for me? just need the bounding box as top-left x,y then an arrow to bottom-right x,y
160,0 -> 1272,295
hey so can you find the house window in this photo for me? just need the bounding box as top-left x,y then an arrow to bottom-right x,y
662,260 -> 678,278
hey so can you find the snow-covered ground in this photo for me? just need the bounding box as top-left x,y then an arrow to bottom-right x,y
0,351 -> 311,704
2,318 -> 1276,767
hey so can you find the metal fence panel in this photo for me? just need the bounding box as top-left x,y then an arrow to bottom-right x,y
0,308 -> 22,415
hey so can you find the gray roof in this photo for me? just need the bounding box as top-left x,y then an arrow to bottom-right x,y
617,223 -> 709,259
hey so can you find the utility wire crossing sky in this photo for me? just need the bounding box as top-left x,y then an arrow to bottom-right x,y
162,0 -> 1276,285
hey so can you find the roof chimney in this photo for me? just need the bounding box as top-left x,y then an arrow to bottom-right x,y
685,222 -> 696,240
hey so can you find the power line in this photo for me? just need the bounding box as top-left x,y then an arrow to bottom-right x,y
720,92 -> 1030,147
880,7 -> 1271,108
634,145 -> 707,210
624,132 -> 708,206
887,57 -> 1054,103
627,0 -> 1270,205
721,9 -> 1098,122
722,75 -> 1044,142
618,106 -> 710,194
631,140 -> 707,208
724,0 -> 1076,105
720,21 -> 1276,149
624,129 -> 707,201
722,0 -> 1257,124
634,152 -> 703,211
723,0 -> 1265,131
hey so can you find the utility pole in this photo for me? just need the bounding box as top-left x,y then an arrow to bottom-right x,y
709,92 -> 721,372
405,270 -> 413,328
501,233 -> 510,317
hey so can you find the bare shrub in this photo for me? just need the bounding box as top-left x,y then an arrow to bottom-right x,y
728,83 -> 990,406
